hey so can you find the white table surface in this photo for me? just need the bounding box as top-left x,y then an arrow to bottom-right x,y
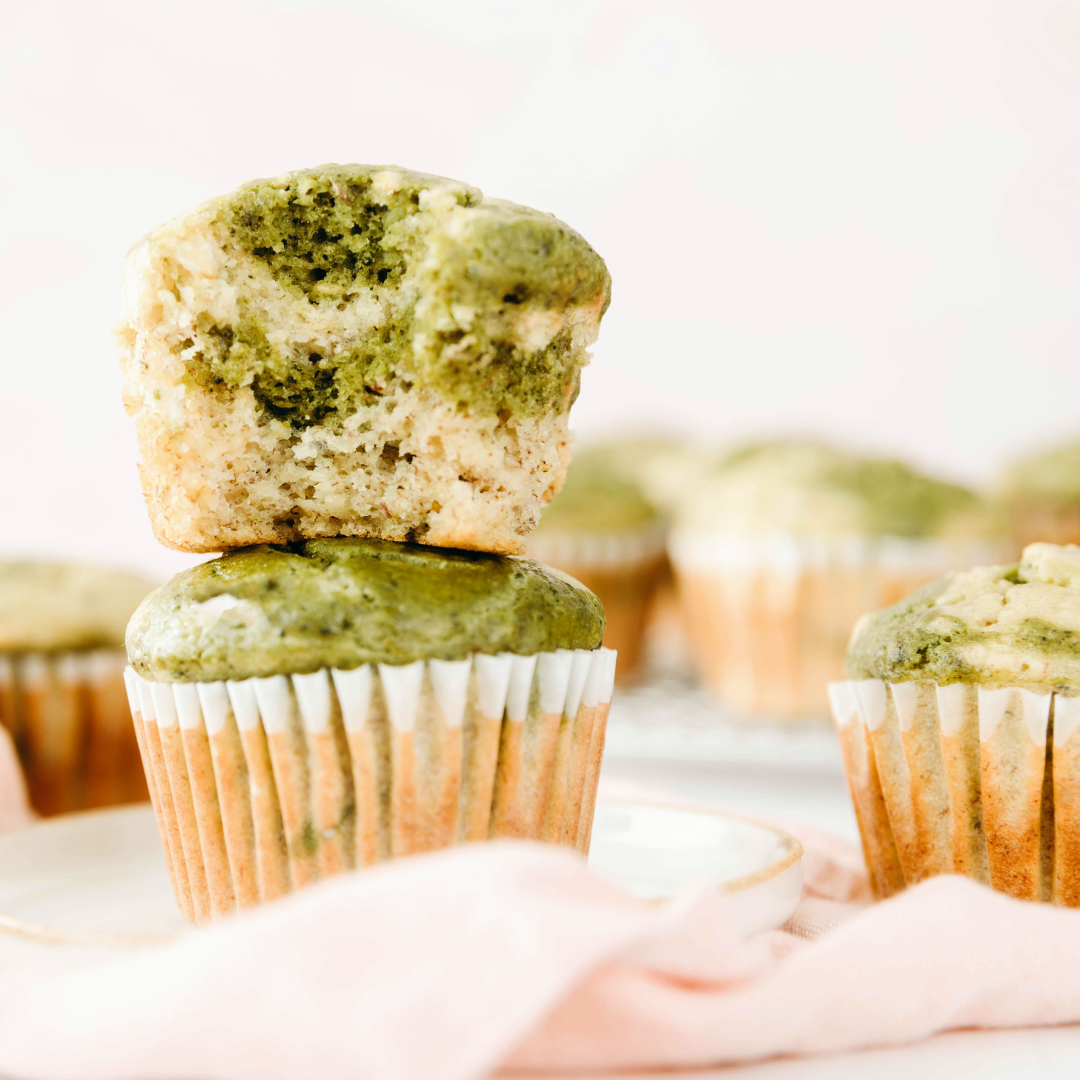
590,684 -> 1080,1079
543,1025 -> 1080,1079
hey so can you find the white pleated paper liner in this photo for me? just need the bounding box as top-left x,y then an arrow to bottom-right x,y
526,523 -> 668,573
124,647 -> 617,924
668,532 -> 1008,575
668,532 -> 1010,720
829,678 -> 1080,906
0,649 -> 146,814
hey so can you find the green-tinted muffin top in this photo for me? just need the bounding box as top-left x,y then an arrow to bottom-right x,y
678,440 -> 1003,540
533,449 -> 661,535
1001,441 -> 1080,509
846,542 -> 1080,692
126,538 -> 605,682
0,562 -> 155,653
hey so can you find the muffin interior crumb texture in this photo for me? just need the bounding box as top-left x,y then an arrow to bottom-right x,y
846,542 -> 1080,691
117,164 -> 610,554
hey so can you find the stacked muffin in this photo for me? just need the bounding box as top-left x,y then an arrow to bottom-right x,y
670,441 -> 1007,719
0,562 -> 153,814
117,164 -> 615,923
831,542 -> 1080,907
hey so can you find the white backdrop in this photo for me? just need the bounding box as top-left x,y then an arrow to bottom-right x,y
3,0 -> 1079,579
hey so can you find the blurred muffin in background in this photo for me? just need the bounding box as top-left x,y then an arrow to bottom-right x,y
528,448 -> 667,680
550,434 -> 717,677
0,562 -> 154,814
571,434 -> 716,516
669,440 -> 1007,719
1000,440 -> 1080,551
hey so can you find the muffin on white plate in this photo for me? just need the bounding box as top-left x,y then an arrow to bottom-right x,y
669,440 -> 1007,719
527,449 -> 666,681
116,163 -> 611,557
832,542 -> 1080,906
124,538 -> 616,924
0,561 -> 154,814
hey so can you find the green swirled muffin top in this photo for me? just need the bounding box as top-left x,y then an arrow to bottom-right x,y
126,538 -> 605,682
846,543 -> 1080,692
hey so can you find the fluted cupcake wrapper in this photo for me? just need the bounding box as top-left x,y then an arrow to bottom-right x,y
670,533 -> 1008,719
0,649 -> 147,815
829,678 -> 1080,906
124,648 -> 617,925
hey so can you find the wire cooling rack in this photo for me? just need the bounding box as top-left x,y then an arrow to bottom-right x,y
604,677 -> 845,775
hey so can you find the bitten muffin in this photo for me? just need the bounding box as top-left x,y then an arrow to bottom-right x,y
832,542 -> 1080,906
1000,440 -> 1080,551
123,538 -> 616,924
527,449 -> 666,681
116,164 -> 611,556
669,441 -> 1007,718
0,562 -> 154,814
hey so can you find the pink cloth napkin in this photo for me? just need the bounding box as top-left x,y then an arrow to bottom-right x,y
0,804 -> 1075,1080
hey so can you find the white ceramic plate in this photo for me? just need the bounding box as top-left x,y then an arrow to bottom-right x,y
588,799 -> 803,937
0,799 -> 801,954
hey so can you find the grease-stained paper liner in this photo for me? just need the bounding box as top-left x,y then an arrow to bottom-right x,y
124,648 -> 617,924
670,533 -> 1008,719
527,528 -> 666,681
0,649 -> 148,815
830,678 -> 1080,906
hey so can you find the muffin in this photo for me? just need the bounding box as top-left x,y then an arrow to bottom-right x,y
0,562 -> 154,814
568,435 -> 714,517
1000,440 -> 1080,551
123,538 -> 616,924
669,441 -> 1007,719
564,435 -> 716,677
116,163 -> 611,556
831,542 -> 1080,906
526,449 -> 666,681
